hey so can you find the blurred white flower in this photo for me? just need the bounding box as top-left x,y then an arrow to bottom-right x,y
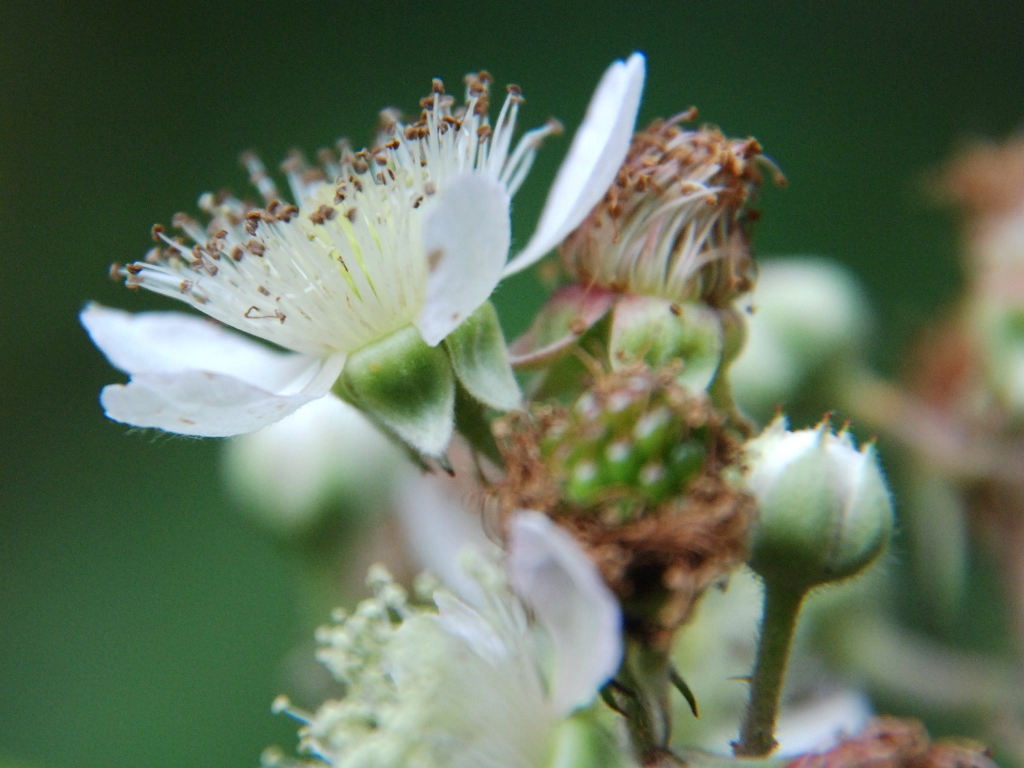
221,395 -> 407,533
395,466 -> 499,602
270,512 -> 628,768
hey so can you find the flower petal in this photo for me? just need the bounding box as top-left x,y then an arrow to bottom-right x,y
503,53 -> 646,277
99,368 -> 336,437
417,173 -> 512,347
508,511 -> 622,715
81,302 -> 324,393
396,470 -> 499,603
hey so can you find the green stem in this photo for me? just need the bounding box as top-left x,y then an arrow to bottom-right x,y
734,581 -> 808,757
618,640 -> 673,759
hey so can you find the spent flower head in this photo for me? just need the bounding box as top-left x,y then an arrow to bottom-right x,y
508,112 -> 776,394
560,111 -> 777,306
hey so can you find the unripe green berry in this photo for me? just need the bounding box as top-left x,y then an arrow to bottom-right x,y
542,370 -> 709,516
742,416 -> 894,591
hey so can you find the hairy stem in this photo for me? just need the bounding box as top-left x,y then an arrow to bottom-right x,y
734,581 -> 807,757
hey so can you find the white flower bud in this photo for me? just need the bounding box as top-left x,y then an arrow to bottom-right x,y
743,417 -> 894,591
731,258 -> 871,415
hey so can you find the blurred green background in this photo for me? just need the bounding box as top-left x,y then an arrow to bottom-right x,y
2,2 -> 1024,767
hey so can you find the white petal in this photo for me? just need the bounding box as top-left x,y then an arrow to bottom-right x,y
508,511 -> 622,715
775,689 -> 873,757
417,173 -> 512,346
100,368 -> 336,437
81,303 -> 324,393
503,53 -> 646,277
396,471 -> 499,604
433,592 -> 509,664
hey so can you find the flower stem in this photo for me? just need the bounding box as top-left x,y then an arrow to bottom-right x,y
734,580 -> 808,757
619,640 -> 672,758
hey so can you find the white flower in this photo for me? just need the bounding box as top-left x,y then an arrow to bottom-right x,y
83,56 -> 646,452
270,512 -> 626,768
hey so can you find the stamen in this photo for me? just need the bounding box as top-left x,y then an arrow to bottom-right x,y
271,695 -> 312,724
240,152 -> 279,203
115,69 -> 555,360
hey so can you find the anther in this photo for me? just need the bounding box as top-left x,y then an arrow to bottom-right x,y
150,223 -> 165,241
309,204 -> 336,225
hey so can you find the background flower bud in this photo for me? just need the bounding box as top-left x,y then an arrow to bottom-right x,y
731,258 -> 872,418
743,417 -> 894,591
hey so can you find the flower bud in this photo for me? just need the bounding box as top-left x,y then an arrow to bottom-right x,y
731,258 -> 871,417
742,417 -> 893,591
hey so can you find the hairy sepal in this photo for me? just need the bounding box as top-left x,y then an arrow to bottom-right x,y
342,325 -> 455,457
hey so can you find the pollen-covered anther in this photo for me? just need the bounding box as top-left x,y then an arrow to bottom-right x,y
308,204 -> 336,225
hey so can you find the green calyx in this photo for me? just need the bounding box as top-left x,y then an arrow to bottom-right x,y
339,325 -> 455,458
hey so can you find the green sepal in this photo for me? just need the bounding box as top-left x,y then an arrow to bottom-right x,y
530,312 -> 614,402
509,285 -> 616,369
444,301 -> 522,411
341,325 -> 455,457
453,381 -> 504,467
549,709 -> 638,768
610,296 -> 723,392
